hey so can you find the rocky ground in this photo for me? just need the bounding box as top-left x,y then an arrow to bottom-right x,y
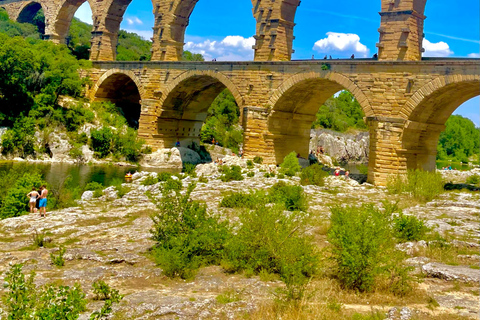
0,159 -> 478,319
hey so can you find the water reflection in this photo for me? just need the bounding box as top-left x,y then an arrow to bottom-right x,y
0,161 -> 177,191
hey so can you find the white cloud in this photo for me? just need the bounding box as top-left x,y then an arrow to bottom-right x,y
74,2 -> 93,25
468,53 -> 480,58
126,17 -> 143,26
422,39 -> 454,57
313,32 -> 369,58
184,35 -> 255,61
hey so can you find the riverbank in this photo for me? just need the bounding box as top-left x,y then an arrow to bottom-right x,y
0,160 -> 478,319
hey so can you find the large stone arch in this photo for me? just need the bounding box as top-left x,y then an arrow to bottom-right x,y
400,74 -> 480,171
264,71 -> 373,163
91,69 -> 145,128
154,70 -> 244,148
17,1 -> 42,23
48,0 -> 95,44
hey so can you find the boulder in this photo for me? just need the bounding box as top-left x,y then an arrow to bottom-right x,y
177,147 -> 201,164
309,129 -> 369,163
81,191 -> 94,201
422,262 -> 480,283
139,148 -> 183,169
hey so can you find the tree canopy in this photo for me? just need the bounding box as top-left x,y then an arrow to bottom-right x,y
437,115 -> 480,163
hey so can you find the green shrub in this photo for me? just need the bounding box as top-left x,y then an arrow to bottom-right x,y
328,203 -> 413,294
64,103 -> 94,132
223,204 -> 318,298
162,178 -> 183,193
220,191 -> 266,209
277,173 -> 285,179
85,181 -> 104,198
3,264 -> 86,319
90,127 -> 115,158
198,175 -> 208,183
182,162 -> 197,176
142,175 -> 159,186
157,172 -> 172,182
247,171 -> 255,178
150,183 -> 230,279
246,160 -> 254,169
466,174 -> 480,185
32,230 -> 50,248
116,128 -> 144,162
0,172 -> 45,219
393,213 -> 428,242
90,280 -> 123,320
264,172 -> 275,178
253,156 -> 263,164
50,246 -> 66,267
2,264 -> 122,320
268,182 -> 308,212
220,165 -> 244,182
279,152 -> 301,177
387,170 -> 444,202
300,163 -> 329,186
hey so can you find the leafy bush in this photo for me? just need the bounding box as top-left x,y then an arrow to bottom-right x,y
247,171 -> 255,178
393,213 -> 428,242
328,203 -> 413,294
220,165 -> 244,182
32,230 -> 50,248
162,178 -> 183,193
90,280 -> 123,320
158,172 -> 172,181
246,160 -> 254,169
183,163 -> 197,176
116,128 -> 144,162
466,174 -> 480,185
268,182 -> 308,212
264,172 -> 275,178
142,175 -> 159,186
356,164 -> 369,175
85,181 -> 104,197
223,204 -> 318,298
90,127 -> 115,158
300,164 -> 329,186
253,156 -> 263,164
64,102 -> 94,132
277,173 -> 285,179
3,264 -> 86,319
220,191 -> 266,209
279,152 -> 301,177
150,183 -> 230,279
2,264 -> 122,320
0,172 -> 45,219
198,175 -> 208,183
50,246 -> 66,267
387,170 -> 444,202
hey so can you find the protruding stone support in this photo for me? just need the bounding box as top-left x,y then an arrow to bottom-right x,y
367,117 -> 407,186
89,30 -> 118,61
377,0 -> 427,61
242,107 -> 274,162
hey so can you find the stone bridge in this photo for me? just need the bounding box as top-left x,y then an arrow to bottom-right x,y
1,0 -> 479,185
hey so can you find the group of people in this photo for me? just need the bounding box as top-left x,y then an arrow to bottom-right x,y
441,166 -> 455,170
26,186 -> 48,217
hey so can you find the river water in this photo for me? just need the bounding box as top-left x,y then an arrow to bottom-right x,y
0,161 -> 175,191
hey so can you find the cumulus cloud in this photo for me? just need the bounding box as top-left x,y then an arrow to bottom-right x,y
126,17 -> 143,26
184,35 -> 255,61
467,53 -> 480,58
313,32 -> 369,58
422,39 -> 454,57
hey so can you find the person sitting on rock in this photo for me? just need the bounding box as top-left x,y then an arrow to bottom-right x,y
334,168 -> 341,177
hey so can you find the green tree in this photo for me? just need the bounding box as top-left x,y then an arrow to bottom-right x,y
313,91 -> 366,132
437,115 -> 480,163
182,50 -> 205,61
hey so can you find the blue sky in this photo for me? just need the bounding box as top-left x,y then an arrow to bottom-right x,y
75,0 -> 479,125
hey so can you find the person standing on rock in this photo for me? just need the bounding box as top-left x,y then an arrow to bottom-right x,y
38,185 -> 48,218
26,187 -> 40,214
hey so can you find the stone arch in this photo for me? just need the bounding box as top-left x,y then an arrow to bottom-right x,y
17,1 -> 43,24
155,70 -> 244,148
50,0 -> 95,43
265,71 -> 373,163
400,74 -> 480,171
267,71 -> 373,116
91,69 -> 145,128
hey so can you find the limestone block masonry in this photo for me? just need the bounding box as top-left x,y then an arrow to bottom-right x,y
86,59 -> 480,186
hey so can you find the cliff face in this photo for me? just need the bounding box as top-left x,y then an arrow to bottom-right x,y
309,129 -> 369,163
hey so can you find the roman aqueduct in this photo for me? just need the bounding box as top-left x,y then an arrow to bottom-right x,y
1,0 -> 479,185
